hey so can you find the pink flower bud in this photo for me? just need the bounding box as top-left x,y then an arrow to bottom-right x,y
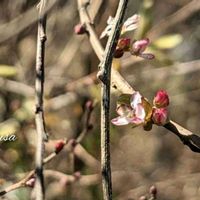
55,140 -> 65,154
86,100 -> 93,110
74,24 -> 86,35
73,171 -> 81,180
117,38 -> 131,51
153,90 -> 169,108
25,178 -> 35,188
149,185 -> 157,196
152,108 -> 169,126
139,196 -> 147,200
132,38 -> 149,54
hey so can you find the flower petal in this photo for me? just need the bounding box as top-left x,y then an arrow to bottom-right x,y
123,24 -> 138,32
132,38 -> 150,53
135,104 -> 146,120
116,105 -> 133,117
111,116 -> 130,126
123,14 -> 139,27
130,91 -> 142,109
130,116 -> 144,125
122,14 -> 140,34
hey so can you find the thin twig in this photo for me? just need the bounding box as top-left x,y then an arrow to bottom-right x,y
97,0 -> 129,199
0,139 -> 66,197
76,100 -> 95,143
35,0 -> 48,199
0,171 -> 34,196
0,141 -> 97,197
0,0 -> 57,44
44,170 -> 100,186
0,101 -> 96,197
0,77 -> 35,96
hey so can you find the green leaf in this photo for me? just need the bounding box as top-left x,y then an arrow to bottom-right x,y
0,65 -> 17,77
117,93 -> 131,105
154,34 -> 183,49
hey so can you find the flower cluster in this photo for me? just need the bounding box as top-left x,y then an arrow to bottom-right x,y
111,90 -> 170,129
152,90 -> 169,126
111,91 -> 153,129
114,37 -> 154,60
100,14 -> 155,60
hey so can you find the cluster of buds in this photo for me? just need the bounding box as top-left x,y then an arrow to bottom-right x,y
111,90 -> 170,129
114,37 -> 155,60
99,14 -> 154,60
152,90 -> 169,126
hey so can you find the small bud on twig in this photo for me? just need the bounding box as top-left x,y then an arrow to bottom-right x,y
139,196 -> 147,200
25,178 -> 35,188
74,24 -> 86,35
149,185 -> 157,196
86,100 -> 94,110
152,107 -> 169,126
153,90 -> 169,108
55,140 -> 65,154
73,171 -> 81,180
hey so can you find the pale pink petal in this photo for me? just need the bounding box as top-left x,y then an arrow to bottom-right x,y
133,38 -> 149,53
122,14 -> 140,33
123,14 -> 139,27
111,116 -> 130,126
130,91 -> 142,109
123,24 -> 138,32
116,105 -> 133,117
135,104 -> 146,120
130,117 -> 144,125
139,53 -> 155,60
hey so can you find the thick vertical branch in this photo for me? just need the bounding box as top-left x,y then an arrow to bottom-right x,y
97,1 -> 129,199
35,0 -> 48,199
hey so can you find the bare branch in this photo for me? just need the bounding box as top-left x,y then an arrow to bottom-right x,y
0,77 -> 34,96
44,170 -> 100,186
0,0 -> 57,44
35,0 -> 48,199
0,101 -> 96,197
0,171 -> 34,196
97,0 -> 129,199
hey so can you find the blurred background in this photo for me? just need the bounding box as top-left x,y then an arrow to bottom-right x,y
0,0 -> 200,199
